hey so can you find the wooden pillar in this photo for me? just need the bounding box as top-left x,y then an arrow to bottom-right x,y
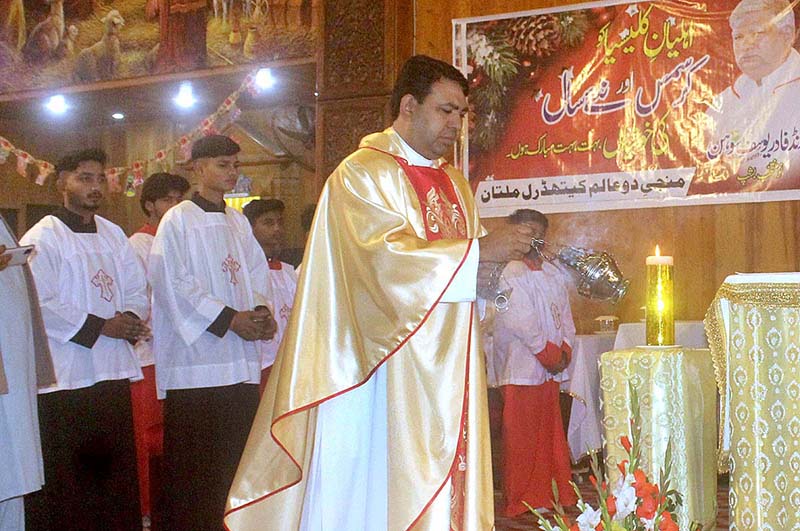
314,0 -> 413,195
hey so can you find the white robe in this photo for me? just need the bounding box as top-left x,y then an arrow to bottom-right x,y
20,215 -> 147,393
129,232 -> 155,368
148,201 -> 272,398
0,221 -> 44,505
261,262 -> 297,369
487,260 -> 575,388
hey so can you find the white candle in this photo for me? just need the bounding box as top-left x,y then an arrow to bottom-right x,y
646,245 -> 673,266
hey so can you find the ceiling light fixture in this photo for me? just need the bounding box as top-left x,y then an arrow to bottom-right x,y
111,112 -> 125,120
255,68 -> 276,90
45,94 -> 69,114
173,83 -> 197,108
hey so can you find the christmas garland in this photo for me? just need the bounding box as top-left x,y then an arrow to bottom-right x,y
0,68 -> 264,196
466,10 -> 593,152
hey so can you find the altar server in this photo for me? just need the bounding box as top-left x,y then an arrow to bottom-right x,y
148,135 -> 276,531
21,148 -> 150,531
487,208 -> 577,516
128,172 -> 189,527
243,198 -> 297,392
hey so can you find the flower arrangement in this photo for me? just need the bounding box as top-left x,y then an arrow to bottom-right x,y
528,384 -> 701,531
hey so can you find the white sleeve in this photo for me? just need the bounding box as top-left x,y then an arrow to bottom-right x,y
119,238 -> 150,320
20,227 -> 90,343
148,212 -> 229,346
440,239 -> 479,303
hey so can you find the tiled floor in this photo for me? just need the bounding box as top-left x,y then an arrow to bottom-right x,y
495,474 -> 730,530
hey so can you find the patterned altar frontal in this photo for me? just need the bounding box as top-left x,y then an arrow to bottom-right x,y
706,276 -> 800,531
600,347 -> 718,530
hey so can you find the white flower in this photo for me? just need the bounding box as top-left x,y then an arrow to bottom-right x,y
576,505 -> 602,531
641,515 -> 657,530
612,474 -> 637,520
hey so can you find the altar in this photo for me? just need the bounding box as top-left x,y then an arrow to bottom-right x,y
705,273 -> 800,531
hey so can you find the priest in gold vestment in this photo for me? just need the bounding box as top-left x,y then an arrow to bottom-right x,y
225,55 -> 534,531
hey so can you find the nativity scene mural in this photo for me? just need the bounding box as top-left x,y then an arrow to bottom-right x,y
0,0 -> 318,96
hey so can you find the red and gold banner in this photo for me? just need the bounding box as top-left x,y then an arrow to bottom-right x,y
453,0 -> 800,215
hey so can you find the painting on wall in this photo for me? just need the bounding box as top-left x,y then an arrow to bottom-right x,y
0,0 -> 318,97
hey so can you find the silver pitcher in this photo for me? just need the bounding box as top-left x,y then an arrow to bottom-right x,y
532,239 -> 630,303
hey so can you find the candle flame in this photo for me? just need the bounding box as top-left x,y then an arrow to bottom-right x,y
655,244 -> 661,257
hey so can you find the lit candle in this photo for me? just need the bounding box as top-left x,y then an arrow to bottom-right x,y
645,245 -> 674,346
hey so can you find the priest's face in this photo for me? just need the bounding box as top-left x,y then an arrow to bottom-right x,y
406,78 -> 468,160
252,210 -> 284,255
195,155 -> 240,194
60,160 -> 106,212
731,11 -> 793,84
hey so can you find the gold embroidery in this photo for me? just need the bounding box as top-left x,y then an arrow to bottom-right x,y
423,186 -> 466,239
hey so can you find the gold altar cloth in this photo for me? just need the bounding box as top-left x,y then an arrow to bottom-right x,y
705,277 -> 800,531
600,347 -> 718,530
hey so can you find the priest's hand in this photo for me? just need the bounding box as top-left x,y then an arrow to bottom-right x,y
232,309 -> 277,341
479,223 -> 534,263
0,245 -> 10,272
102,312 -> 151,343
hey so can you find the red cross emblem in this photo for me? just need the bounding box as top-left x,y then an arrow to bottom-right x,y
91,269 -> 115,302
280,303 -> 291,324
222,254 -> 241,285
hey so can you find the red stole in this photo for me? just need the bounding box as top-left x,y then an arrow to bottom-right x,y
366,147 -> 468,241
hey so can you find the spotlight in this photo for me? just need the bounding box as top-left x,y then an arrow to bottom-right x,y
45,95 -> 69,114
111,112 -> 125,120
254,68 -> 276,90
173,83 -> 196,108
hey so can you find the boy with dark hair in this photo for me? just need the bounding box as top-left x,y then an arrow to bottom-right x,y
128,171 -> 190,527
487,208 -> 577,516
243,198 -> 297,392
148,135 -> 276,531
21,148 -> 150,531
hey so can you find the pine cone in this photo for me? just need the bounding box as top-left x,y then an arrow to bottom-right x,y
507,15 -> 562,58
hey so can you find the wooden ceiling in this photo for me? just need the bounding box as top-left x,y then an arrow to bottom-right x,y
0,60 -> 317,130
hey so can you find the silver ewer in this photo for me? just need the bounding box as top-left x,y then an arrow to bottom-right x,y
532,239 -> 630,303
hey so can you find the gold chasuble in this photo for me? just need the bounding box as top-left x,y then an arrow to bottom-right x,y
225,128 -> 494,530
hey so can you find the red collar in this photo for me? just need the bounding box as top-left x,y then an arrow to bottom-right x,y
136,223 -> 158,236
523,257 -> 543,271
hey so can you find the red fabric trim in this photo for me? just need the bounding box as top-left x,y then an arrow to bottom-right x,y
223,238 -> 476,526
773,76 -> 800,95
522,256 -> 543,271
135,224 -> 158,236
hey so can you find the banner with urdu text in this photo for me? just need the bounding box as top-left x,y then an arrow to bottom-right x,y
453,0 -> 800,216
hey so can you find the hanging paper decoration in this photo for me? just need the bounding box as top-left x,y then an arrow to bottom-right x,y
0,137 -> 11,164
105,167 -> 123,192
35,161 -> 54,185
15,150 -> 30,177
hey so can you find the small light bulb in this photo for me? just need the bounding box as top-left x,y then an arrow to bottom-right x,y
255,68 -> 276,90
173,83 -> 196,108
45,95 -> 69,114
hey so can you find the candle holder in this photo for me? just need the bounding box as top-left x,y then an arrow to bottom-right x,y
645,258 -> 674,346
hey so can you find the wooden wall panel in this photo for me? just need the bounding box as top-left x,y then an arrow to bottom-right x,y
415,0 -> 800,332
